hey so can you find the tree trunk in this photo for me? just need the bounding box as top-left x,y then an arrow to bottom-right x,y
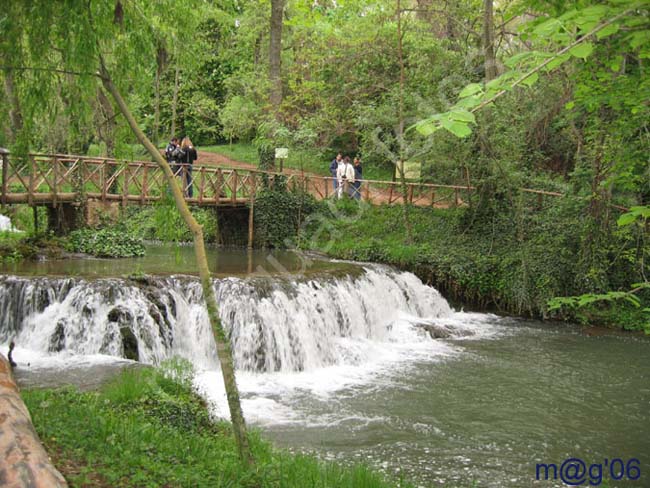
396,0 -> 413,243
99,63 -> 253,465
269,0 -> 284,112
0,353 -> 68,487
483,0 -> 498,81
3,68 -> 24,142
97,88 -> 116,157
153,45 -> 167,147
171,63 -> 180,138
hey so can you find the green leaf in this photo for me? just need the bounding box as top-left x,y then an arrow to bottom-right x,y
533,18 -> 563,37
521,72 -> 539,87
449,109 -> 476,124
569,42 -> 594,60
459,83 -> 483,98
630,206 -> 650,217
565,101 -> 575,110
617,211 -> 639,226
544,53 -> 571,71
415,120 -> 440,137
596,23 -> 620,40
455,95 -> 483,110
441,118 -> 472,138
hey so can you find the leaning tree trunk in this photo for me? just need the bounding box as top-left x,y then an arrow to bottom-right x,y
0,353 -> 68,487
483,0 -> 498,81
153,44 -> 167,147
269,0 -> 284,112
99,63 -> 253,465
171,62 -> 180,138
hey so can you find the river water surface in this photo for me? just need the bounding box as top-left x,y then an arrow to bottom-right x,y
1,246 -> 648,487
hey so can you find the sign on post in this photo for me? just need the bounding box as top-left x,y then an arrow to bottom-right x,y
397,160 -> 421,180
275,148 -> 288,172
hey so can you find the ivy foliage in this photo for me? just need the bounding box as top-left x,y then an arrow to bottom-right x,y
254,186 -> 321,248
67,227 -> 145,258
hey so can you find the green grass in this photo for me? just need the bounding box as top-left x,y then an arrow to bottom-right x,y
202,143 -> 393,181
23,360 -> 411,488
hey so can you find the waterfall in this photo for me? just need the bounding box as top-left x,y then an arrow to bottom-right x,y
0,265 -> 464,373
0,214 -> 20,232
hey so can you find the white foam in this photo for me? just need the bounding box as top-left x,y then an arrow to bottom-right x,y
0,214 -> 21,232
1,266 -> 504,428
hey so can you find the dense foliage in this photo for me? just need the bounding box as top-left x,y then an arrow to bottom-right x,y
68,227 -> 145,258
254,185 -> 322,248
303,198 -> 649,332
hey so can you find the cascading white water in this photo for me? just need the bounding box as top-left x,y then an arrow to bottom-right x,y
0,214 -> 19,232
0,265 -> 465,373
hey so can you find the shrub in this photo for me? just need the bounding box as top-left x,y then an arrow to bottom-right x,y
68,227 -> 145,258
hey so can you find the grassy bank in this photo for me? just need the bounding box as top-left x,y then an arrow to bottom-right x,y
202,143 -> 394,181
299,198 -> 649,332
23,360 -> 409,488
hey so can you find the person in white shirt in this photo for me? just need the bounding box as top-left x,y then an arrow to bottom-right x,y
336,156 -> 356,198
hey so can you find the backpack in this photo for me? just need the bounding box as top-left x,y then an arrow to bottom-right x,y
171,147 -> 185,161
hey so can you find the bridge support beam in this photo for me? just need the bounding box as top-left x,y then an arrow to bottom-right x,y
46,203 -> 83,236
247,198 -> 255,250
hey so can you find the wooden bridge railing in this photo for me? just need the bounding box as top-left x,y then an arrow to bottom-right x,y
1,153 -> 582,211
1,153 -> 485,208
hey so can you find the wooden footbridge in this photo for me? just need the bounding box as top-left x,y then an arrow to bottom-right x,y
0,153 -> 563,209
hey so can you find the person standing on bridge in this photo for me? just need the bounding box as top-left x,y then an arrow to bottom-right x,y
179,136 -> 198,198
330,153 -> 342,191
165,137 -> 180,175
337,156 -> 355,198
352,157 -> 363,200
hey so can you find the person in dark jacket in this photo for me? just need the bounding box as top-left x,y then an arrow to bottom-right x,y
330,153 -> 342,191
179,136 -> 198,197
352,157 -> 363,200
165,137 -> 180,175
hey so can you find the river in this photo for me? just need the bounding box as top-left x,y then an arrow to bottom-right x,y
1,245 -> 648,487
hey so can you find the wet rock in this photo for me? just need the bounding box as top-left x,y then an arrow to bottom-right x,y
415,322 -> 474,339
120,326 -> 139,362
107,305 -> 133,324
49,320 -> 66,352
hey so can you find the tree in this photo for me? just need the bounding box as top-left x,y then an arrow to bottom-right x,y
483,0 -> 498,81
0,0 -> 252,464
269,0 -> 285,113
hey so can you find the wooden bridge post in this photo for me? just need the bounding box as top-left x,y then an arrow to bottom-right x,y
231,170 -> 238,204
199,166 -> 205,204
454,187 -> 460,207
28,155 -> 35,207
217,168 -> 224,203
122,163 -> 129,208
141,165 -> 148,205
53,156 -> 60,207
248,195 -> 255,249
101,160 -> 107,202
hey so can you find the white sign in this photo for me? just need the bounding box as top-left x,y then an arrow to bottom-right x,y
275,147 -> 289,159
